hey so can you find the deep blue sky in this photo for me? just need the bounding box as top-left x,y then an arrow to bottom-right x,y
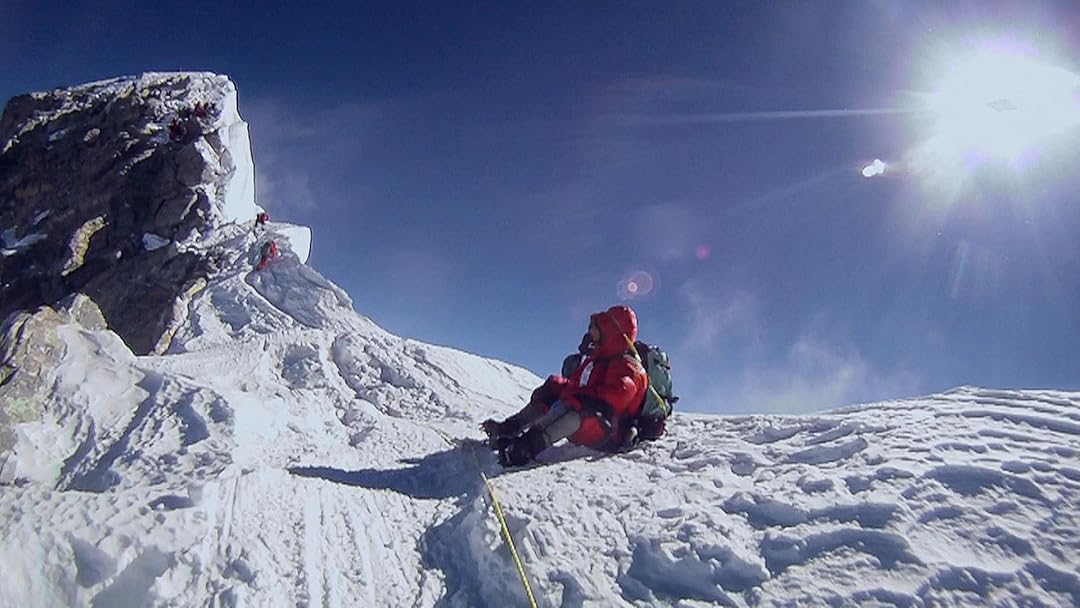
4,1 -> 1079,413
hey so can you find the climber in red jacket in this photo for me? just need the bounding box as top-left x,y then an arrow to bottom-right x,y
254,211 -> 269,231
483,304 -> 648,466
256,240 -> 278,270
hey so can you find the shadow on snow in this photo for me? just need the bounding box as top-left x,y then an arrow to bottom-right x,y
288,446 -> 482,499
288,441 -> 609,500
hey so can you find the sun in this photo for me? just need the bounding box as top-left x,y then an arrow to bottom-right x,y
902,40 -> 1080,204
920,45 -> 1080,165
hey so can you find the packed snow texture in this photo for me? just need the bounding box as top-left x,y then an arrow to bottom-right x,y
273,223 -> 311,265
216,85 -> 257,224
1,219 -> 1077,607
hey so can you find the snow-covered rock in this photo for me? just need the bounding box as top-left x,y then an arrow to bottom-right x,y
0,294 -> 109,476
0,72 -> 257,354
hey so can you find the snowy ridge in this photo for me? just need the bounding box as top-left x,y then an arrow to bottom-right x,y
1,215 -> 1078,606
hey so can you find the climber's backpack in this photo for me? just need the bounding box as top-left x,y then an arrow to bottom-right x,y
559,340 -> 677,443
632,341 -> 677,441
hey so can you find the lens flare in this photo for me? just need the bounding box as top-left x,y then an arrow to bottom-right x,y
617,270 -> 656,299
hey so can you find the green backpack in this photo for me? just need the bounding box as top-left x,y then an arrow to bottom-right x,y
635,341 -> 677,420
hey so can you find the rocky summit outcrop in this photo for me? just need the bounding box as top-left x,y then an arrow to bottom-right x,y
0,72 -> 257,354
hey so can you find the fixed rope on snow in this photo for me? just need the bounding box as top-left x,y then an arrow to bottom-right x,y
430,427 -> 539,608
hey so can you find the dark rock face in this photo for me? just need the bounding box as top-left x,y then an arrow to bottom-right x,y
0,73 -> 254,354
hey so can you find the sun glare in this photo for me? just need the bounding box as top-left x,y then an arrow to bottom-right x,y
904,40 -> 1080,204
925,47 -> 1080,162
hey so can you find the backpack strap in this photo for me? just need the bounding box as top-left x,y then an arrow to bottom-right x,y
602,313 -> 672,420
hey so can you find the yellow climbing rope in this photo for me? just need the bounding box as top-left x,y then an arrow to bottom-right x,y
431,427 -> 539,608
479,466 -> 538,608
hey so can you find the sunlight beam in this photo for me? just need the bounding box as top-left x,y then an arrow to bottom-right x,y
649,107 -> 915,125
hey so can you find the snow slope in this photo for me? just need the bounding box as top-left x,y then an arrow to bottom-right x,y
1,218 -> 1077,607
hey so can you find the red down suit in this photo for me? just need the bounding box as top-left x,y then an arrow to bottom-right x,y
533,305 -> 648,448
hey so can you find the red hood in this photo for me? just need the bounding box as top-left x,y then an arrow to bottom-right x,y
591,305 -> 638,358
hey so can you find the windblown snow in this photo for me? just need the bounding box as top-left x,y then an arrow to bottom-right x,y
1,215 -> 1077,607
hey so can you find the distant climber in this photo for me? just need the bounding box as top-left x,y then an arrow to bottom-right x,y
256,240 -> 278,270
481,304 -> 649,467
192,101 -> 213,119
170,102 -> 215,143
168,118 -> 187,142
254,211 -> 269,231
178,101 -> 215,121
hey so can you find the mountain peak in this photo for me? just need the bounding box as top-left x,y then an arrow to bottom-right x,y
0,71 -> 255,354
